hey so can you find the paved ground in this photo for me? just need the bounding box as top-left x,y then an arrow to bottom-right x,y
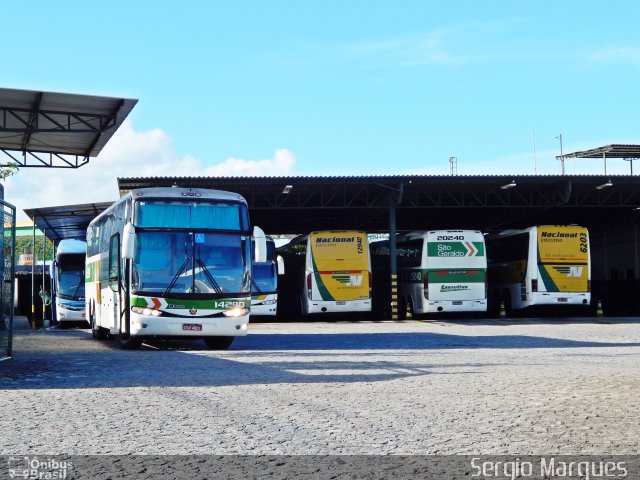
1,316 -> 639,455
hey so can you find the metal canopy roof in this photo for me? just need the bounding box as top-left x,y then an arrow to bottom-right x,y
118,174 -> 640,234
557,144 -> 640,160
0,88 -> 137,168
23,201 -> 114,242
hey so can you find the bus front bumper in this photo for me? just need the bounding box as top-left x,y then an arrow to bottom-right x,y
306,299 -> 371,315
528,292 -> 591,306
125,313 -> 250,337
423,299 -> 487,313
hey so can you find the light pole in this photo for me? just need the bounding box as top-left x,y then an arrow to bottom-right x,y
556,134 -> 564,175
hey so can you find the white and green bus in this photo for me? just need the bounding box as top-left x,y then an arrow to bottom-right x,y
85,187 -> 266,349
373,230 -> 487,317
250,237 -> 283,316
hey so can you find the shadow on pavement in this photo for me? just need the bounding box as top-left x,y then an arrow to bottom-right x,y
1,324 -> 639,390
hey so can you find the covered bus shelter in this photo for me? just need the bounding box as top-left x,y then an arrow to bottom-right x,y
119,170 -> 640,318
0,87 -> 136,354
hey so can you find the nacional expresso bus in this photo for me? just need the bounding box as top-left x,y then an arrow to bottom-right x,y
486,225 -> 591,316
277,230 -> 372,318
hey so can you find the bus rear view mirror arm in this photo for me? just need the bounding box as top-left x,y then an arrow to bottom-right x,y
253,226 -> 267,263
122,222 -> 136,259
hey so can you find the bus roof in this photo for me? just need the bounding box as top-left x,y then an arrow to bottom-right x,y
56,239 -> 86,255
128,187 -> 247,204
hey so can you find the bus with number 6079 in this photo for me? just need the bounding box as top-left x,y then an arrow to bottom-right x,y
85,187 -> 266,349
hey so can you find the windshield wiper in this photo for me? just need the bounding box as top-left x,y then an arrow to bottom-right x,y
71,280 -> 84,299
195,259 -> 223,294
163,256 -> 191,296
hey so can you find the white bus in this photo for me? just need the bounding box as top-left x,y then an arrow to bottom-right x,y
277,230 -> 372,318
486,225 -> 591,315
85,187 -> 266,349
50,239 -> 88,328
250,237 -> 283,316
372,230 -> 487,317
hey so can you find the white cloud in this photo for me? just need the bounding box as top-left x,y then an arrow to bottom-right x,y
3,120 -> 296,220
590,46 -> 640,65
204,148 -> 296,177
338,20 -> 515,69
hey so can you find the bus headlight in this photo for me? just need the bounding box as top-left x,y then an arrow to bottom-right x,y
131,306 -> 163,317
223,307 -> 249,317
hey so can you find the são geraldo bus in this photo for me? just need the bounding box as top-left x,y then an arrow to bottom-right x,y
486,225 -> 591,315
277,230 -> 371,318
50,239 -> 88,328
372,230 -> 487,317
85,187 -> 266,349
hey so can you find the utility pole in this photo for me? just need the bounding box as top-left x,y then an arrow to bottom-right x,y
557,134 -> 565,175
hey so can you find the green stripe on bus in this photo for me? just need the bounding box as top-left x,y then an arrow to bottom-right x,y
131,296 -> 250,309
538,265 -> 558,292
426,241 -> 485,257
402,269 -> 486,284
311,255 -> 334,301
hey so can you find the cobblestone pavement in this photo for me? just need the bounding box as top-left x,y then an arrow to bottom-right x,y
1,318 -> 639,455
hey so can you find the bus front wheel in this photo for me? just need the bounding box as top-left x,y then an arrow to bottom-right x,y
203,336 -> 234,350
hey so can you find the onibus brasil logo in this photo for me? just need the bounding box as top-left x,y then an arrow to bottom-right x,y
8,456 -> 73,479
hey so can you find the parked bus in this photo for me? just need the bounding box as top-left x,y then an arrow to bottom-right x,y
371,230 -> 487,317
251,237 -> 283,316
50,239 -> 88,328
486,225 -> 590,316
85,187 -> 266,349
277,230 -> 371,318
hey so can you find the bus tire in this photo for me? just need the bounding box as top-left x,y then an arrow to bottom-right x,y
503,290 -> 513,318
407,297 -> 415,319
398,296 -> 407,320
90,303 -> 108,340
203,336 -> 234,350
116,333 -> 142,349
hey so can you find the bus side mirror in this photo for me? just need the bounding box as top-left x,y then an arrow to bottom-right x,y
277,255 -> 285,275
122,222 -> 136,259
253,226 -> 267,263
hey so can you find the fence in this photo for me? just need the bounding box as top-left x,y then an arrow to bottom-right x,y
0,199 -> 16,359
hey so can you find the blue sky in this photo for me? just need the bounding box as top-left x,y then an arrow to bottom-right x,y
3,1 -> 640,216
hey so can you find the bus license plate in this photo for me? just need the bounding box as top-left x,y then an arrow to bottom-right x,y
336,301 -> 346,305
557,298 -> 568,303
453,301 -> 462,305
183,324 -> 202,331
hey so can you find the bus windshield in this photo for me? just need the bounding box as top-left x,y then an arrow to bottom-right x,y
132,231 -> 250,295
252,264 -> 277,293
57,268 -> 85,300
136,200 -> 248,231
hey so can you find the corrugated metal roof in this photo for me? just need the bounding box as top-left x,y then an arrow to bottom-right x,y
23,201 -> 113,242
557,144 -> 640,160
0,88 -> 137,164
117,175 -> 640,234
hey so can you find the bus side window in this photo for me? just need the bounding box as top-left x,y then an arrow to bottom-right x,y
109,234 -> 120,292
